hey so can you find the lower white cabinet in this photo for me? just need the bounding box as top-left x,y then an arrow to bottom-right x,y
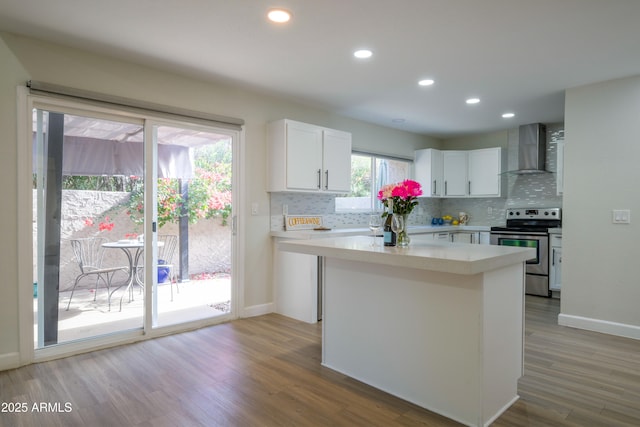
273,238 -> 321,323
416,230 -> 490,244
432,231 -> 451,241
549,234 -> 562,292
479,231 -> 491,245
451,231 -> 478,244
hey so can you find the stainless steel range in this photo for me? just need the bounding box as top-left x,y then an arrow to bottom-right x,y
490,208 -> 561,297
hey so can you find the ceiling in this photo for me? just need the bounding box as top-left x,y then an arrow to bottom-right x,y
2,0 -> 640,138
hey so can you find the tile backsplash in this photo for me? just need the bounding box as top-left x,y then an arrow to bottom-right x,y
270,193 -> 440,230
270,125 -> 564,230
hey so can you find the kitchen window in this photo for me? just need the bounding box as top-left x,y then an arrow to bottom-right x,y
336,153 -> 411,212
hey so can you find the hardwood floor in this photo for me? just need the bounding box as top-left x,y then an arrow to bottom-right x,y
1,296 -> 640,426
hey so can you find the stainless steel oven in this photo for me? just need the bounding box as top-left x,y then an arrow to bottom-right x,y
490,208 -> 561,297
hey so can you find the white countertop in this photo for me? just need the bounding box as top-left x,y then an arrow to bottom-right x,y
271,225 -> 490,239
277,235 -> 535,275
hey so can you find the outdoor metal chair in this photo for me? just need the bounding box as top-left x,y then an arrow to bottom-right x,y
133,234 -> 179,300
158,234 -> 179,301
66,237 -> 129,310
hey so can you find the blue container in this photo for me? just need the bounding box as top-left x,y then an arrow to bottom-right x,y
157,260 -> 170,283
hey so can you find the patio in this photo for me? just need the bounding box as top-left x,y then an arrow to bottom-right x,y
35,275 -> 231,345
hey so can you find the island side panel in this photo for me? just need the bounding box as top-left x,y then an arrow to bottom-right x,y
273,239 -> 318,323
322,257 -> 485,426
481,263 -> 525,425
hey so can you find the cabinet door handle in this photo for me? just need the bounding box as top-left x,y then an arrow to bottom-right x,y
433,180 -> 437,195
317,169 -> 322,189
444,181 -> 447,195
325,170 -> 329,190
468,181 -> 471,195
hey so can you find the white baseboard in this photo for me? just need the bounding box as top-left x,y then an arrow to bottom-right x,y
241,302 -> 274,318
0,352 -> 21,372
558,313 -> 640,340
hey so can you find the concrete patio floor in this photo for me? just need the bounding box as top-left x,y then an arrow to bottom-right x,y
34,276 -> 232,345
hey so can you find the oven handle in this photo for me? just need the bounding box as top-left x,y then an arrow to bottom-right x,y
490,231 -> 549,237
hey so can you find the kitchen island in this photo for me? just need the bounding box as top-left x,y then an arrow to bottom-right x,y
278,235 -> 535,427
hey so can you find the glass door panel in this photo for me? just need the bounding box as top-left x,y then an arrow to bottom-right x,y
33,108 -> 145,347
151,124 -> 234,327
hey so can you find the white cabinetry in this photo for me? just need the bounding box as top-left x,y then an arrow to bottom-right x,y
414,149 -> 444,197
479,231 -> 491,245
273,238 -> 320,323
556,141 -> 564,195
322,129 -> 352,192
432,231 -> 451,241
468,148 -> 502,197
267,119 -> 352,193
415,147 -> 502,198
549,234 -> 562,292
451,231 -> 479,244
443,151 -> 468,197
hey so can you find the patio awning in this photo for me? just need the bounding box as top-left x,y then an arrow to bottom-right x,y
59,136 -> 194,179
32,113 -> 230,179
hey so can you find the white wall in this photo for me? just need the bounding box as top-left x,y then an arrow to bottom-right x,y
0,32 -> 436,365
560,75 -> 640,339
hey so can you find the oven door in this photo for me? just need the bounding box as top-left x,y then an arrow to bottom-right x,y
490,232 -> 548,275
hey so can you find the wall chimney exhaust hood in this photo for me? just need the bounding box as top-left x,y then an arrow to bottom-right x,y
509,123 -> 548,174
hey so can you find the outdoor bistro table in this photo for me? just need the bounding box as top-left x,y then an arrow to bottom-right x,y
102,239 -> 163,311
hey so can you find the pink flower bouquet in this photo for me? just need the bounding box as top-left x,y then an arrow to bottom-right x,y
377,179 -> 423,216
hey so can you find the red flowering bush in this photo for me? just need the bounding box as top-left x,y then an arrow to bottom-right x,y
84,216 -> 115,232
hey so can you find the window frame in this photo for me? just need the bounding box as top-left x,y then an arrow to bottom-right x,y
336,151 -> 412,213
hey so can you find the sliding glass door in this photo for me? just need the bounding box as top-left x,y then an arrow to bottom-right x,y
145,123 -> 234,327
31,101 -> 236,350
33,108 -> 146,347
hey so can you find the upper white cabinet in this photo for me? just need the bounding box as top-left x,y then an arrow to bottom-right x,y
268,119 -> 352,193
415,147 -> 502,198
468,147 -> 502,197
443,151 -> 468,197
322,129 -> 352,192
414,149 -> 444,197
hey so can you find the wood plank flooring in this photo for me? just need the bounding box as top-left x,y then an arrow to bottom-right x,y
1,296 -> 640,426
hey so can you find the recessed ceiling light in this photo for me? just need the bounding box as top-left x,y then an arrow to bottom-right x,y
466,98 -> 480,105
392,118 -> 406,123
502,112 -> 515,118
353,49 -> 373,59
418,79 -> 435,86
267,8 -> 292,23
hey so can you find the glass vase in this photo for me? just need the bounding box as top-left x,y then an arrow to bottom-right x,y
397,214 -> 411,247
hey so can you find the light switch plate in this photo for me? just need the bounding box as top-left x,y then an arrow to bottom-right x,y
612,209 -> 631,224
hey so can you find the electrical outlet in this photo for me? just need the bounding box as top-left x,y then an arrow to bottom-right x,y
282,204 -> 288,215
251,202 -> 259,216
612,209 -> 631,224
